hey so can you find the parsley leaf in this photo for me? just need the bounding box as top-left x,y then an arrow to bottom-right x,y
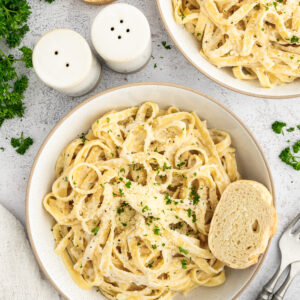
10,132 -> 33,154
0,0 -> 31,48
272,121 -> 286,134
179,247 -> 189,255
91,226 -> 99,235
125,181 -> 131,188
162,41 -> 171,50
279,143 -> 300,170
181,259 -> 187,269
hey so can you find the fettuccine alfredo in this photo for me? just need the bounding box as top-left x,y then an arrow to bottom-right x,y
172,0 -> 300,88
43,102 -> 240,299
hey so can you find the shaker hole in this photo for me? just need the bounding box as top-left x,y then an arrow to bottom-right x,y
118,36 -> 122,39
54,51 -> 58,55
120,20 -> 124,23
66,63 -> 70,67
126,29 -> 130,33
111,27 -> 114,31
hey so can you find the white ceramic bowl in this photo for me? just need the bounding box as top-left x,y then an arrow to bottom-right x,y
156,0 -> 300,99
26,82 -> 275,300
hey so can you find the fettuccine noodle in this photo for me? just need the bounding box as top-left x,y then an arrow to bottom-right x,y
43,102 -> 240,299
172,0 -> 300,88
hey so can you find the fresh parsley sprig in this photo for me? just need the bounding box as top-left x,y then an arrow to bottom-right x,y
0,0 -> 31,48
279,142 -> 300,171
0,47 -> 32,127
11,131 -> 33,154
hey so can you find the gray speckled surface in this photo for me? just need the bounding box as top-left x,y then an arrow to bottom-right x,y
0,0 -> 299,299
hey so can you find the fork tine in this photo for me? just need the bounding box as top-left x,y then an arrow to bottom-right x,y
285,214 -> 300,233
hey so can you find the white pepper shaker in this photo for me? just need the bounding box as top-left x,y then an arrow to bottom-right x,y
33,29 -> 101,97
91,3 -> 152,73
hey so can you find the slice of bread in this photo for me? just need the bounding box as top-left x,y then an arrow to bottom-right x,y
83,0 -> 115,5
208,180 -> 277,269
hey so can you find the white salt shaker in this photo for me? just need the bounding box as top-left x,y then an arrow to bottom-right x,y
91,3 -> 152,73
33,29 -> 101,97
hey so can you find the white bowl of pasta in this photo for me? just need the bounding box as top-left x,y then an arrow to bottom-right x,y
26,82 -> 275,300
156,0 -> 300,99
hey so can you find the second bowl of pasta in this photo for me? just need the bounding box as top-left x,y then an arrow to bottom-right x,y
156,0 -> 300,98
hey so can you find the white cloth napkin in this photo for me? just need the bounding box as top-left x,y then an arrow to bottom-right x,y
0,204 -> 59,300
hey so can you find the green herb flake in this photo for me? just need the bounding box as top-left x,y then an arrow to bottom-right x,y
279,144 -> 300,170
291,36 -> 299,43
154,226 -> 160,235
125,181 -> 131,188
162,41 -> 171,50
272,121 -> 286,134
163,162 -> 172,171
165,193 -> 172,205
179,247 -> 189,255
287,127 -> 295,132
91,226 -> 99,235
152,244 -> 157,249
187,208 -> 192,218
106,117 -> 110,123
142,205 -> 150,213
181,259 -> 187,269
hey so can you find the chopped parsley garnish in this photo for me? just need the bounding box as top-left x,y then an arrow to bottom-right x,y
152,244 -> 157,249
106,117 -> 110,123
142,205 -> 150,213
148,261 -> 154,268
179,13 -> 185,20
179,247 -> 189,255
162,41 -> 171,50
297,125 -> 300,130
117,207 -> 124,214
120,168 -> 125,173
196,32 -> 201,37
177,161 -> 186,168
190,186 -> 200,204
279,142 -> 300,170
272,121 -> 286,134
162,243 -> 165,247
187,208 -> 192,218
154,226 -> 160,235
181,259 -> 187,269
165,193 -> 172,205
125,181 -> 131,188
192,214 -> 197,223
0,147 -> 4,151
287,127 -> 295,132
91,226 -> 99,235
121,222 -> 127,227
291,36 -> 299,43
162,162 -> 172,171
119,188 -> 124,196
154,63 -> 157,68
10,132 -> 33,154
293,141 -> 300,153
273,1 -> 278,9
64,177 -> 68,182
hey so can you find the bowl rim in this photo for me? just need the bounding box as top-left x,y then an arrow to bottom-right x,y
155,0 -> 300,99
26,81 -> 276,300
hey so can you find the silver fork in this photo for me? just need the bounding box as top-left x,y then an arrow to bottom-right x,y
256,214 -> 300,300
272,260 -> 300,300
